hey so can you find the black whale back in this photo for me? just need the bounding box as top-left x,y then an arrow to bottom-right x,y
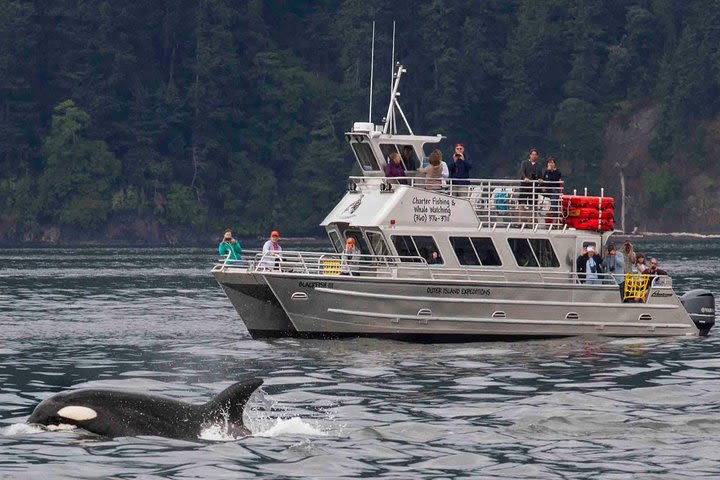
28,378 -> 264,440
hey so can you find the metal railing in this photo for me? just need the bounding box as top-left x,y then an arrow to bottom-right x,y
243,250 -> 658,288
212,249 -> 263,272
349,176 -> 567,228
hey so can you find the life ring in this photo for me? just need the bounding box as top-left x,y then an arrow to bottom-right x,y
565,207 -> 614,220
562,195 -> 614,210
565,217 -> 614,231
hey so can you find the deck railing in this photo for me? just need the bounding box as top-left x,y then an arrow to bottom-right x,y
237,250 -> 664,288
349,176 -> 567,228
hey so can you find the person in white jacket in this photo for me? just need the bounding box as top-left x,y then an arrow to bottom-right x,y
261,230 -> 282,270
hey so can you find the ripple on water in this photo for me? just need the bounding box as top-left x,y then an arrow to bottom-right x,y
1,246 -> 720,477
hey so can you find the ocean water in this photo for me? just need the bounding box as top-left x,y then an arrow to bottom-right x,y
1,241 -> 719,479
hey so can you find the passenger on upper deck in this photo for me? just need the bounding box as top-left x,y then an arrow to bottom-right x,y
519,149 -> 544,208
542,157 -> 562,220
417,149 -> 444,190
384,152 -> 407,184
402,145 -> 417,171
576,245 -> 604,285
218,229 -> 242,261
447,143 -> 472,194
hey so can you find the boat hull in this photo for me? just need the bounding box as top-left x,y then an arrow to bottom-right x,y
212,270 -> 297,337
262,274 -> 699,338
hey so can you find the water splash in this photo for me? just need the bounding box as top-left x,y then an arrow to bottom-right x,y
2,423 -> 49,435
254,417 -> 327,437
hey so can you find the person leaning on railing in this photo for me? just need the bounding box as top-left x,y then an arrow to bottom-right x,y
642,258 -> 668,285
218,230 -> 242,260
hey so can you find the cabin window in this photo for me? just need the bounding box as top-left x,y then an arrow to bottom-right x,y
450,237 -> 480,265
328,231 -> 343,253
508,238 -> 559,268
472,238 -> 502,266
450,237 -> 502,266
379,144 -> 419,171
530,239 -> 560,267
508,238 -> 538,267
391,235 -> 441,264
351,142 -> 379,171
366,231 -> 390,257
344,230 -> 371,254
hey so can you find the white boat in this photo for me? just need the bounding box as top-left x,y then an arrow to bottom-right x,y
212,64 -> 716,340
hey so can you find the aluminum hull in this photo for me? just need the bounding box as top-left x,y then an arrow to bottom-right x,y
212,270 -> 297,337
262,273 -> 699,338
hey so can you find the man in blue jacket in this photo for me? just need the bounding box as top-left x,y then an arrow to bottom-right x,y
447,143 -> 472,196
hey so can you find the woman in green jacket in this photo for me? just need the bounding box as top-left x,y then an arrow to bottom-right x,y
218,230 -> 242,260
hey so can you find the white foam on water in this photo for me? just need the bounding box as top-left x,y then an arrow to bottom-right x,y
199,417 -> 328,441
45,424 -> 78,432
199,424 -> 241,442
255,417 -> 328,437
2,423 -> 48,435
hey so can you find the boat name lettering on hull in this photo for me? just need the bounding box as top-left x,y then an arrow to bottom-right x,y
426,287 -> 490,296
651,291 -> 673,297
412,196 -> 455,224
299,281 -> 334,289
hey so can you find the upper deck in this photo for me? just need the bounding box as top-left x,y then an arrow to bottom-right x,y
344,176 -> 568,231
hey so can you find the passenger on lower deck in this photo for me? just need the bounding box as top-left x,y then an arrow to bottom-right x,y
635,253 -> 647,273
643,258 -> 668,285
340,237 -> 361,276
576,246 -> 604,284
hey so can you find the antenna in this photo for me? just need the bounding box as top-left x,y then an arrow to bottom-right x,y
391,21 -> 396,133
368,21 -> 375,123
390,21 -> 396,92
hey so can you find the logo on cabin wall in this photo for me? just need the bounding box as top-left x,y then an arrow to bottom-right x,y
341,195 -> 364,217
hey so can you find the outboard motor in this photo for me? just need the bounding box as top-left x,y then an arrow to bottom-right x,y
681,289 -> 716,336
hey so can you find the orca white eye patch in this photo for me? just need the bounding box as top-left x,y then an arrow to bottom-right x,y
57,406 -> 98,421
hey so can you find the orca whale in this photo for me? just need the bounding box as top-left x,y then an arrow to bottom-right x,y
27,378 -> 263,440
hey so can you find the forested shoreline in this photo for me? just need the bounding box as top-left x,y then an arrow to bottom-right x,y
3,0 -> 720,245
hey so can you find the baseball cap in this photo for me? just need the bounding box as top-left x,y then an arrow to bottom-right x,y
586,246 -> 595,252
270,230 -> 280,237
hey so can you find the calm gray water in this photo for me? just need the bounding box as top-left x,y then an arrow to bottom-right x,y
1,240 -> 719,479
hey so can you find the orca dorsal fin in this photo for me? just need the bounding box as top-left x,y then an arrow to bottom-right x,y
203,378 -> 264,421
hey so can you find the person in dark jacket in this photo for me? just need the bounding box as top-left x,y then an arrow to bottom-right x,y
447,143 -> 472,195
576,245 -> 604,284
643,258 -> 668,285
542,157 -> 563,221
519,149 -> 544,222
384,152 -> 407,184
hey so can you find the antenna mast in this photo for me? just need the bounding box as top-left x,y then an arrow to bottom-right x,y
368,21 -> 375,123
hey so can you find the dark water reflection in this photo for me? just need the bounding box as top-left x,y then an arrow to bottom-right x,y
1,242 -> 719,478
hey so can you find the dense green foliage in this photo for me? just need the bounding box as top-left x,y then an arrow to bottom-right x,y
3,0 -> 720,240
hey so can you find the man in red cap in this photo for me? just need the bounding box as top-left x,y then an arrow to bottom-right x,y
447,143 -> 472,196
261,230 -> 282,270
